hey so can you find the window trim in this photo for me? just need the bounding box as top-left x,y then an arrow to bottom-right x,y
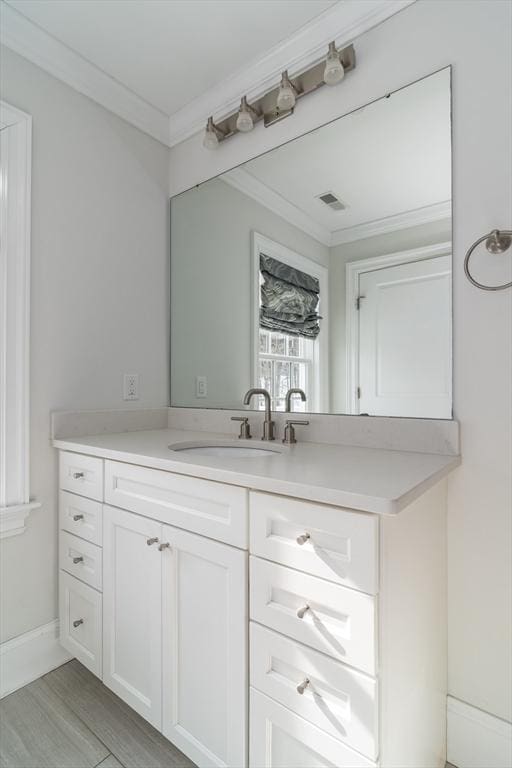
0,100 -> 39,537
251,231 -> 329,412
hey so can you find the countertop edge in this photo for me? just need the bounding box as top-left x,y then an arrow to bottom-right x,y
52,436 -> 461,516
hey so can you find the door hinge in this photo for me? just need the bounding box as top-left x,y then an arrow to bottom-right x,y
356,295 -> 365,310
357,387 -> 361,399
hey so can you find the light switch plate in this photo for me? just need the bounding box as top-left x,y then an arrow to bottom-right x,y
196,376 -> 207,398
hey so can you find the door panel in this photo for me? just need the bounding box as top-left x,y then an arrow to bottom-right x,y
162,524 -> 248,767
358,255 -> 451,417
102,505 -> 162,728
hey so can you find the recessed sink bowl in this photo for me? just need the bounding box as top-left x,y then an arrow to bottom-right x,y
168,440 -> 283,458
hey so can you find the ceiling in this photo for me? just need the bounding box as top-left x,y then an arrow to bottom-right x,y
223,67 -> 451,244
5,0 -> 336,115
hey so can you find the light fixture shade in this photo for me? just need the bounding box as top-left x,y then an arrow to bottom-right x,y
236,97 -> 254,133
323,42 -> 344,86
203,116 -> 220,149
277,71 -> 296,111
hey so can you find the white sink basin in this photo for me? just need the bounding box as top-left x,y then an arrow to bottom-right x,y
168,440 -> 283,458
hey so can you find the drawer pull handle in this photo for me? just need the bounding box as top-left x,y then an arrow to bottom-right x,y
296,532 -> 310,545
72,514 -> 84,521
158,542 -> 171,551
72,556 -> 84,564
72,618 -> 84,628
146,537 -> 159,546
297,604 -> 310,619
72,472 -> 85,479
296,678 -> 310,695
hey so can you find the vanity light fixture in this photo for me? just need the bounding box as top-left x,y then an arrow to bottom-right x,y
323,41 -> 345,86
236,96 -> 258,133
276,71 -> 298,111
202,116 -> 225,149
202,42 -> 355,149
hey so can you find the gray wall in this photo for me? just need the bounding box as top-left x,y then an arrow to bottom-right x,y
0,47 -> 170,643
171,177 -> 329,408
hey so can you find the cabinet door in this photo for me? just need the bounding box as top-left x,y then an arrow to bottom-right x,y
161,524 -> 248,768
103,505 -> 162,728
250,690 -> 376,768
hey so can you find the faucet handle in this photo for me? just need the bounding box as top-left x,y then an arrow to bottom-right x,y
231,416 -> 252,440
282,420 -> 309,445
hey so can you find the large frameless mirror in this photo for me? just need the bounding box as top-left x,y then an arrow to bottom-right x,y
170,67 -> 452,418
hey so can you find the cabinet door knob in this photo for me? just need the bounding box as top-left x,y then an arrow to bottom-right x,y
296,532 -> 310,545
73,514 -> 84,521
72,556 -> 84,564
146,537 -> 159,546
297,604 -> 310,619
296,678 -> 310,695
72,618 -> 84,628
158,542 -> 171,551
72,472 -> 85,479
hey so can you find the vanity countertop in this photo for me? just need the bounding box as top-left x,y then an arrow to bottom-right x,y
53,428 -> 460,514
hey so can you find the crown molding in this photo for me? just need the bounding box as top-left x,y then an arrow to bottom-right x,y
330,200 -> 452,245
168,0 -> 415,147
0,0 -> 415,149
223,167 -> 332,247
0,0 -> 170,146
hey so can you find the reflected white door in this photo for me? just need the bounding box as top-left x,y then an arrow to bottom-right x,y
358,255 -> 451,418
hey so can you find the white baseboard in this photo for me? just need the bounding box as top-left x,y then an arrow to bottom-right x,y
0,619 -> 72,698
448,696 -> 512,768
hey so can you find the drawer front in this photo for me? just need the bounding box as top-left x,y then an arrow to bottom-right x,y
250,689 -> 376,768
60,531 -> 102,591
59,570 -> 102,677
250,492 -> 378,595
60,491 -> 102,545
104,460 -> 248,548
60,451 -> 103,501
250,623 -> 378,760
250,557 -> 376,675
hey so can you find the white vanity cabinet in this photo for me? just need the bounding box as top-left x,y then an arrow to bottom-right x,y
58,447 -> 448,768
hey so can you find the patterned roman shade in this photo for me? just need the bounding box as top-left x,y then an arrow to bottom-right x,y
259,253 -> 321,339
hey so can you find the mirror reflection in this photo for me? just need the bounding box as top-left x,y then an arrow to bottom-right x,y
171,68 -> 452,418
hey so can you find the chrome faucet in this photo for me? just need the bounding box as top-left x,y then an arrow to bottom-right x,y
285,388 -> 306,412
243,388 -> 275,441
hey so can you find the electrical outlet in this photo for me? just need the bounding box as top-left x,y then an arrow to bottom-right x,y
196,376 -> 207,398
123,373 -> 139,400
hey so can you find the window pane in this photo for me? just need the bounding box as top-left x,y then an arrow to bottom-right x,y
274,361 -> 290,401
270,333 -> 286,356
274,398 -> 286,412
288,336 -> 300,357
259,331 -> 269,354
258,360 -> 272,400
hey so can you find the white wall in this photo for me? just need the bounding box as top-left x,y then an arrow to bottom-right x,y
329,219 -> 451,412
171,177 -> 328,408
0,47 -> 170,642
169,0 -> 512,726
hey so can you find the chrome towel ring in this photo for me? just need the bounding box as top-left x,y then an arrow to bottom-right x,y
464,229 -> 512,291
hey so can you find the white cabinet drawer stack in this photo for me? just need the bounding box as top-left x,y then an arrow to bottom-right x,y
59,454 -> 104,677
249,491 -> 379,767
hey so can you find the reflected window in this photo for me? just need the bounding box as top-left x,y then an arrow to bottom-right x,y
257,330 -> 312,411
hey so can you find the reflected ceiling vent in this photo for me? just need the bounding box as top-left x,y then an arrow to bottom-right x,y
316,191 -> 347,211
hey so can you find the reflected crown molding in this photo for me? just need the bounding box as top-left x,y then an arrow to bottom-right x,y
223,165 -> 451,246
0,0 -> 415,148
